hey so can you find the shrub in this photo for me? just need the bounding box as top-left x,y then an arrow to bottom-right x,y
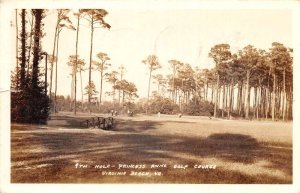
148,96 -> 180,114
183,100 -> 214,116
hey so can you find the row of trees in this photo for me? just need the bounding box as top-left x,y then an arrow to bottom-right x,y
11,9 -> 50,123
46,9 -> 111,115
12,9 -> 129,122
66,54 -> 138,111
12,9 -> 293,122
142,43 -> 293,121
45,9 -> 139,115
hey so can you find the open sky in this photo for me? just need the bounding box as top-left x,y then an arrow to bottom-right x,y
12,8 -> 292,100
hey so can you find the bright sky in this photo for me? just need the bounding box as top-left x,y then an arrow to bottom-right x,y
13,8 -> 292,100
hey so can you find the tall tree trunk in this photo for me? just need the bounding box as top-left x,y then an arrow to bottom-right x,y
286,90 -> 289,120
265,88 -> 269,119
44,54 -> 48,94
269,88 -> 272,117
282,68 -> 286,121
261,87 -> 265,117
197,84 -> 200,101
74,14 -> 80,115
31,10 -> 42,89
218,84 -> 221,112
181,79 -> 184,110
222,85 -> 225,118
230,80 -> 234,112
122,88 -> 125,104
265,72 -> 271,119
237,83 -> 240,114
175,89 -> 178,104
226,85 -> 229,113
71,72 -> 75,108
88,16 -> 94,114
15,9 -> 19,91
118,87 -> 121,104
256,85 -> 261,119
99,70 -> 103,112
80,70 -> 83,110
288,85 -> 293,119
146,69 -> 152,114
272,72 -> 276,121
187,91 -> 189,105
25,9 -> 49,123
226,84 -> 230,118
253,87 -> 257,119
119,70 -> 123,104
245,70 -> 250,119
54,31 -> 60,114
214,74 -> 219,118
228,78 -> 234,119
20,9 -> 27,89
26,12 -> 34,78
172,65 -> 176,102
238,82 -> 243,115
113,82 -> 116,108
277,84 -> 281,119
211,85 -> 214,103
205,82 -> 208,101
241,81 -> 245,115
186,90 -> 189,105
49,18 -> 59,99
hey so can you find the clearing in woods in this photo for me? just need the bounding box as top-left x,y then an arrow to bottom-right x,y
11,112 -> 292,183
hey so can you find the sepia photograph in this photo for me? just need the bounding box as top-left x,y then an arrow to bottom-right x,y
1,0 -> 300,193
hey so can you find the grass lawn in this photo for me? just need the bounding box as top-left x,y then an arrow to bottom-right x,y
11,113 -> 292,183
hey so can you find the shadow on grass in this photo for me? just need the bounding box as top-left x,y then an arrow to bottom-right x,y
47,115 -> 89,128
113,119 -> 162,132
11,120 -> 292,184
47,115 -> 162,133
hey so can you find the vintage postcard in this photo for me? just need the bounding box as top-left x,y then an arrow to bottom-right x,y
0,0 -> 299,193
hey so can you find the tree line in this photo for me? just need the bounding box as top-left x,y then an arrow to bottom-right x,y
12,9 -> 139,122
42,9 -> 139,115
11,9 -> 293,123
143,43 -> 293,121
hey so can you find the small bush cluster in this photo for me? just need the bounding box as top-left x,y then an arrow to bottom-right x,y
148,96 -> 180,114
183,100 -> 214,116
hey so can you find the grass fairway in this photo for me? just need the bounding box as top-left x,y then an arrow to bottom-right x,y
11,113 -> 292,184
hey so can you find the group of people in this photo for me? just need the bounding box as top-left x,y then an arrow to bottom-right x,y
110,110 -> 118,117
110,110 -> 214,119
157,111 -> 214,119
110,109 -> 133,117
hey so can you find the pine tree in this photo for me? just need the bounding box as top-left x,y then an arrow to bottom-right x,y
81,9 -> 111,114
142,55 -> 161,113
11,9 -> 28,123
12,9 -> 50,124
29,9 -> 50,123
208,44 -> 232,118
93,52 -> 111,111
105,70 -> 119,104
